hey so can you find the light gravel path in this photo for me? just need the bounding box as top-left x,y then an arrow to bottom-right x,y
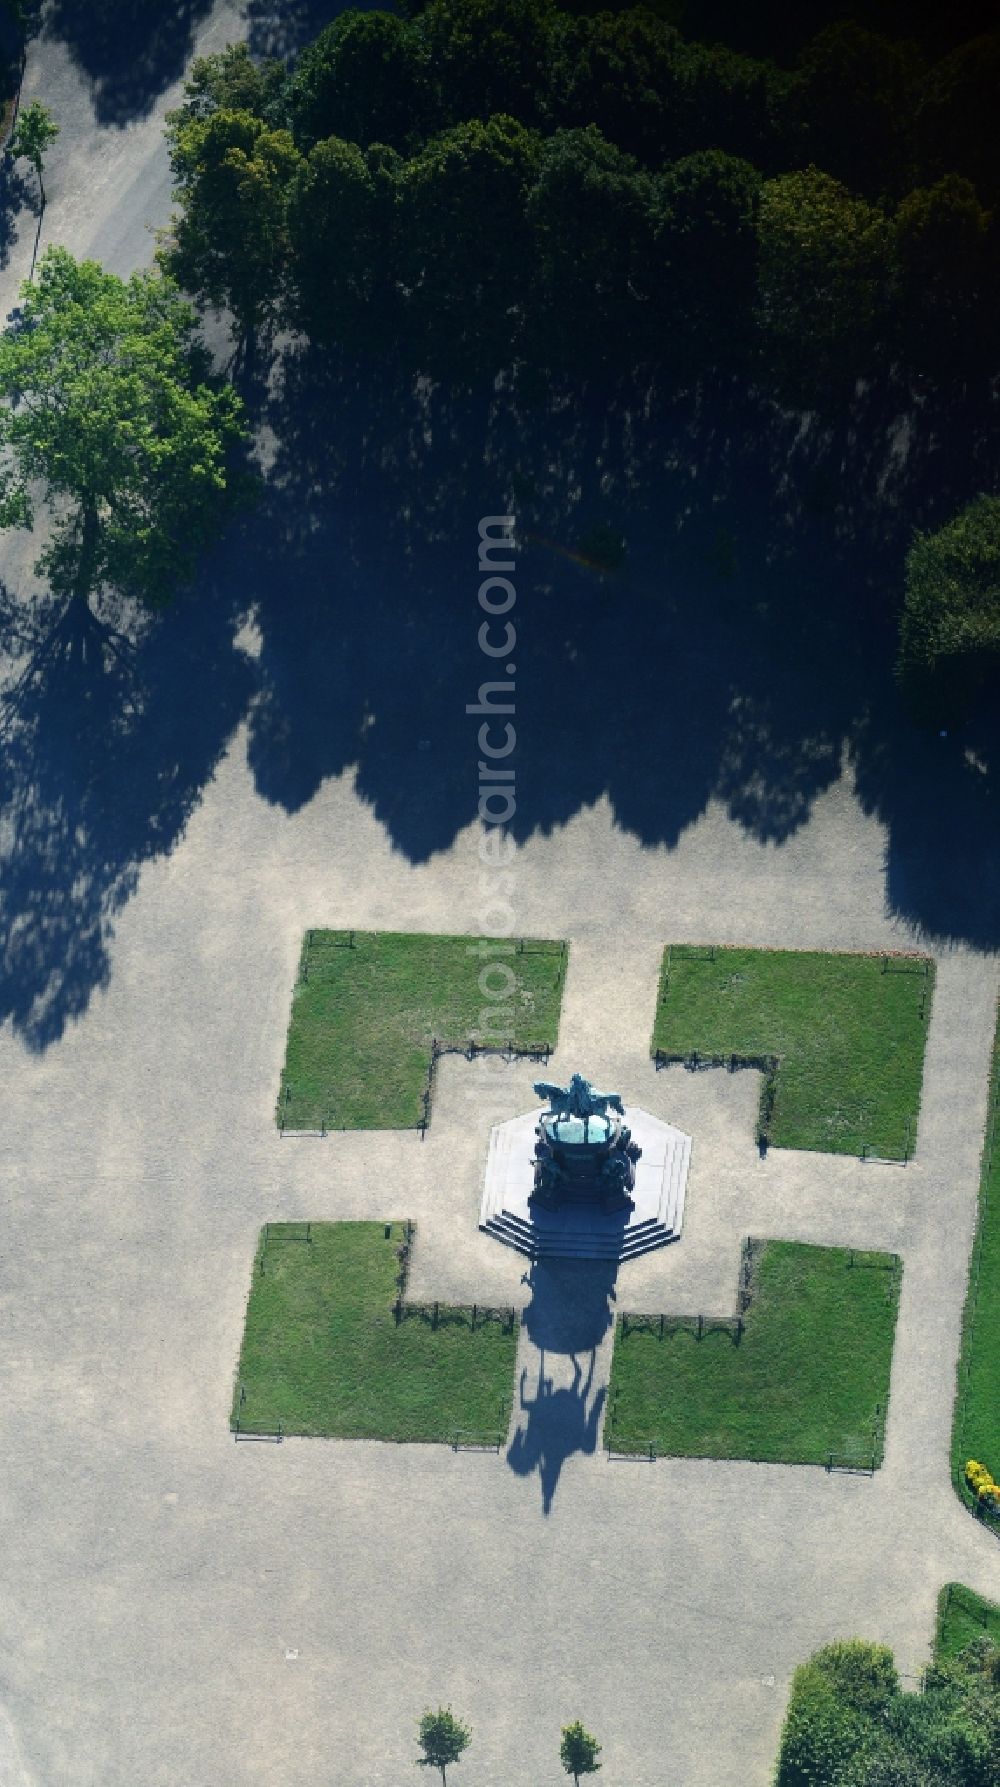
0,3 -> 245,313
0,13 -> 998,1787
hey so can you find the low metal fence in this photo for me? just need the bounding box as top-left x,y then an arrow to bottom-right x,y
256,1221 -> 313,1273
940,1580 -> 1000,1634
393,1296 -> 516,1333
233,1418 -> 283,1443
233,1385 -> 283,1442
391,1221 -> 515,1333
825,1451 -> 878,1479
450,1400 -> 511,1453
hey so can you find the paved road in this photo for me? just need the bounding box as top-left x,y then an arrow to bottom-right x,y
0,11 -> 999,1787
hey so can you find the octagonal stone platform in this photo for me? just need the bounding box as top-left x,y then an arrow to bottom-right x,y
480,1106 -> 692,1261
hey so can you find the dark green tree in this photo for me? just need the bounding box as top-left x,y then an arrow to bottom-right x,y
168,41 -> 286,128
776,1634 -> 1000,1786
898,495 -> 1000,719
547,8 -> 682,163
673,37 -> 792,173
525,124 -> 653,373
755,166 -> 891,400
418,0 -> 556,132
284,10 -> 429,152
0,247 -> 247,621
918,30 -> 1000,206
892,175 -> 994,377
399,113 -> 542,377
560,1719 -> 603,1783
647,149 -> 762,367
793,22 -> 922,198
416,1707 -> 471,1784
548,11 -> 789,171
163,108 -> 302,350
288,136 -> 402,349
775,1644 -> 898,1787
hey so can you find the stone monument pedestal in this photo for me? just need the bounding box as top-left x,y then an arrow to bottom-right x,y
480,1106 -> 691,1262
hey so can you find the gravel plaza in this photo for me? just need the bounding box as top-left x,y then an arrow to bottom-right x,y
1,739 -> 999,1785
0,6 -> 998,1783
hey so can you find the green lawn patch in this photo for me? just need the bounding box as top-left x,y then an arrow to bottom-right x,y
606,1240 -> 901,1465
936,1583 -> 1000,1661
232,1222 -> 517,1444
951,1004 -> 1000,1535
652,945 -> 934,1157
278,930 -> 566,1130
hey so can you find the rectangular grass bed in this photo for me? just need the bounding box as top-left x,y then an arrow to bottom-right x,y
232,1221 -> 518,1444
607,1241 -> 901,1465
278,930 -> 566,1130
653,945 -> 934,1157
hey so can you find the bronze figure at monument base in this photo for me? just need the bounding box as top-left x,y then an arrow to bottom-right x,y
530,1074 -> 641,1215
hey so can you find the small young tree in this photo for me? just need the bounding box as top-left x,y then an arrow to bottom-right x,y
560,1720 -> 602,1784
416,1707 -> 471,1784
9,99 -> 59,206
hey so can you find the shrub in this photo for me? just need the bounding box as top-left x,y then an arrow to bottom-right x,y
775,1655 -> 871,1787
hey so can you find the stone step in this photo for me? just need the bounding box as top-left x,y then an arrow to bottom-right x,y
481,1212 -> 679,1262
484,1207 -> 665,1246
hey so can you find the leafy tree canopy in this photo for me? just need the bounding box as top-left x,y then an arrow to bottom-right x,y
285,9 -> 430,153
648,148 -> 762,360
793,22 -> 923,198
892,174 -> 993,374
9,99 -> 59,179
157,0 -> 1000,405
755,165 -> 891,399
399,113 -> 542,373
775,1635 -> 1000,1786
416,1706 -> 471,1783
288,135 -> 402,348
163,107 -> 302,340
0,247 -> 247,614
166,41 -> 287,129
899,494 -> 1000,718
525,124 -> 652,366
407,0 -> 557,131
918,30 -> 1000,205
560,1719 -> 603,1781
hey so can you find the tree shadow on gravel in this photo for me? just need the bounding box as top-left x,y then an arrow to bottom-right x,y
0,159 -> 35,273
852,700 -> 1000,950
45,0 -> 214,125
0,580 -> 253,1049
241,342 -> 1000,947
3,341 -> 998,1053
245,346 -> 861,858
